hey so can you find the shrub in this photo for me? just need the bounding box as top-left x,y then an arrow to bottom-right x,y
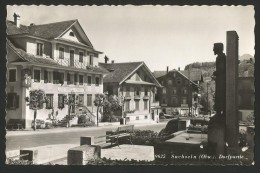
6,158 -> 33,165
45,122 -> 53,129
159,112 -> 164,117
119,130 -> 161,146
78,114 -> 88,124
239,129 -> 247,147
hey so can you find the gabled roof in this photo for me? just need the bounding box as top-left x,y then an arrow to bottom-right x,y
7,19 -> 94,48
7,20 -> 76,39
153,69 -> 203,82
7,39 -> 107,74
99,62 -> 143,83
99,62 -> 161,87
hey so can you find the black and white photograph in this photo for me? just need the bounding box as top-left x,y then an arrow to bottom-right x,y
4,5 -> 255,165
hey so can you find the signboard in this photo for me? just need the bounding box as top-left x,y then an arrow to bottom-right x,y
58,86 -> 85,93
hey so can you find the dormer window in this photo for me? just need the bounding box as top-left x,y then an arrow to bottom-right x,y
69,31 -> 75,37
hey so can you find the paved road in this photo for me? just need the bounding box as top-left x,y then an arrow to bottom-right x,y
6,123 -> 166,151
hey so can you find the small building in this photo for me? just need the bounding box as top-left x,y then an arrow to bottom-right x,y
99,59 -> 162,124
238,77 -> 254,121
153,68 -> 203,116
6,13 -> 107,128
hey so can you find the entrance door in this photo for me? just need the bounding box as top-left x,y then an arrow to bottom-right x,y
70,50 -> 74,67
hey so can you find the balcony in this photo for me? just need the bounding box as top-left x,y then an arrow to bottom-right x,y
56,59 -> 94,70
151,101 -> 160,107
134,95 -> 141,100
124,95 -> 131,100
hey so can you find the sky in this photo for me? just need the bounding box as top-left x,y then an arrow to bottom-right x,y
7,5 -> 255,71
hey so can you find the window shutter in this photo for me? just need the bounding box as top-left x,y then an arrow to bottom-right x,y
16,95 -> 19,108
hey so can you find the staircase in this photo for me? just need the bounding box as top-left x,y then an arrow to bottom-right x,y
59,114 -> 77,127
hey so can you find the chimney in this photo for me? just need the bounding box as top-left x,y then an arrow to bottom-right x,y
167,66 -> 169,73
104,56 -> 109,64
13,13 -> 20,28
111,60 -> 115,64
178,67 -> 180,71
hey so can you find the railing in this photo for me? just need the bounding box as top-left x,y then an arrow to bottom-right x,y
56,58 -> 94,70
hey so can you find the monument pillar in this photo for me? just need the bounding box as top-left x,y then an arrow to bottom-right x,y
225,31 -> 239,153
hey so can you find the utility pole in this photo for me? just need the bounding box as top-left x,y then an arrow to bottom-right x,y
188,65 -> 191,117
207,82 -> 209,114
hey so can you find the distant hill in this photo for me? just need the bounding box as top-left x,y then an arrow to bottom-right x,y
184,54 -> 254,111
184,54 -> 254,78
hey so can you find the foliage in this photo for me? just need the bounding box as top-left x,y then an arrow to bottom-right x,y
238,129 -> 248,148
45,122 -> 53,129
71,121 -> 95,127
6,158 -> 33,165
78,114 -> 88,124
119,130 -> 161,146
246,112 -> 255,124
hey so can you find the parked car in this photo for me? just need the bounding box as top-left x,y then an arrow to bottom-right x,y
31,119 -> 45,129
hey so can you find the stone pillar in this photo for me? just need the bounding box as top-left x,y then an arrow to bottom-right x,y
226,31 -> 239,154
67,145 -> 101,165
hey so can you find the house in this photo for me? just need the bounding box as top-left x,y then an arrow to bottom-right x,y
238,77 -> 254,122
6,13 -> 107,128
99,59 -> 162,124
153,67 -> 203,116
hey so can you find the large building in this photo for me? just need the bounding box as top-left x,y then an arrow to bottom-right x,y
99,59 -> 162,124
6,13 -> 107,128
153,68 -> 203,116
238,77 -> 254,121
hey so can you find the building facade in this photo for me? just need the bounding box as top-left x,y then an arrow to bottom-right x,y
6,13 -> 107,128
238,77 -> 254,121
99,60 -> 162,124
154,68 -> 203,116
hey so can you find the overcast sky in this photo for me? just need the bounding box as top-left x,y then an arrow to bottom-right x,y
7,5 -> 254,71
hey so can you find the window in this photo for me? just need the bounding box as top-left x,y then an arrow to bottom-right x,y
162,98 -> 166,104
89,55 -> 93,66
182,97 -> 187,104
9,69 -> 16,82
78,94 -> 84,106
74,74 -> 78,85
162,88 -> 166,94
125,100 -> 130,111
7,93 -> 19,109
59,47 -> 64,59
144,100 -> 148,110
58,94 -> 65,109
87,76 -> 92,85
173,72 -> 176,78
79,52 -> 84,63
183,88 -> 187,94
95,77 -> 100,86
53,72 -> 64,84
70,50 -> 74,67
177,78 -> 182,85
168,79 -> 173,85
44,70 -> 51,83
67,73 -> 71,85
46,94 -> 53,109
87,94 -> 92,106
172,88 -> 177,95
135,100 -> 139,111
126,86 -> 130,96
34,69 -> 40,82
172,97 -> 178,106
145,87 -> 148,96
37,42 -> 43,56
79,75 -> 83,85
69,31 -> 74,37
135,87 -> 140,96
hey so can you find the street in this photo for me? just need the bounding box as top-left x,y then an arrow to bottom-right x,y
6,123 -> 166,151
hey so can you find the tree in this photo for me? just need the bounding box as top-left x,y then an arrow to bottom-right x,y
25,89 -> 47,131
103,95 -> 124,122
93,93 -> 106,126
63,92 -> 77,128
